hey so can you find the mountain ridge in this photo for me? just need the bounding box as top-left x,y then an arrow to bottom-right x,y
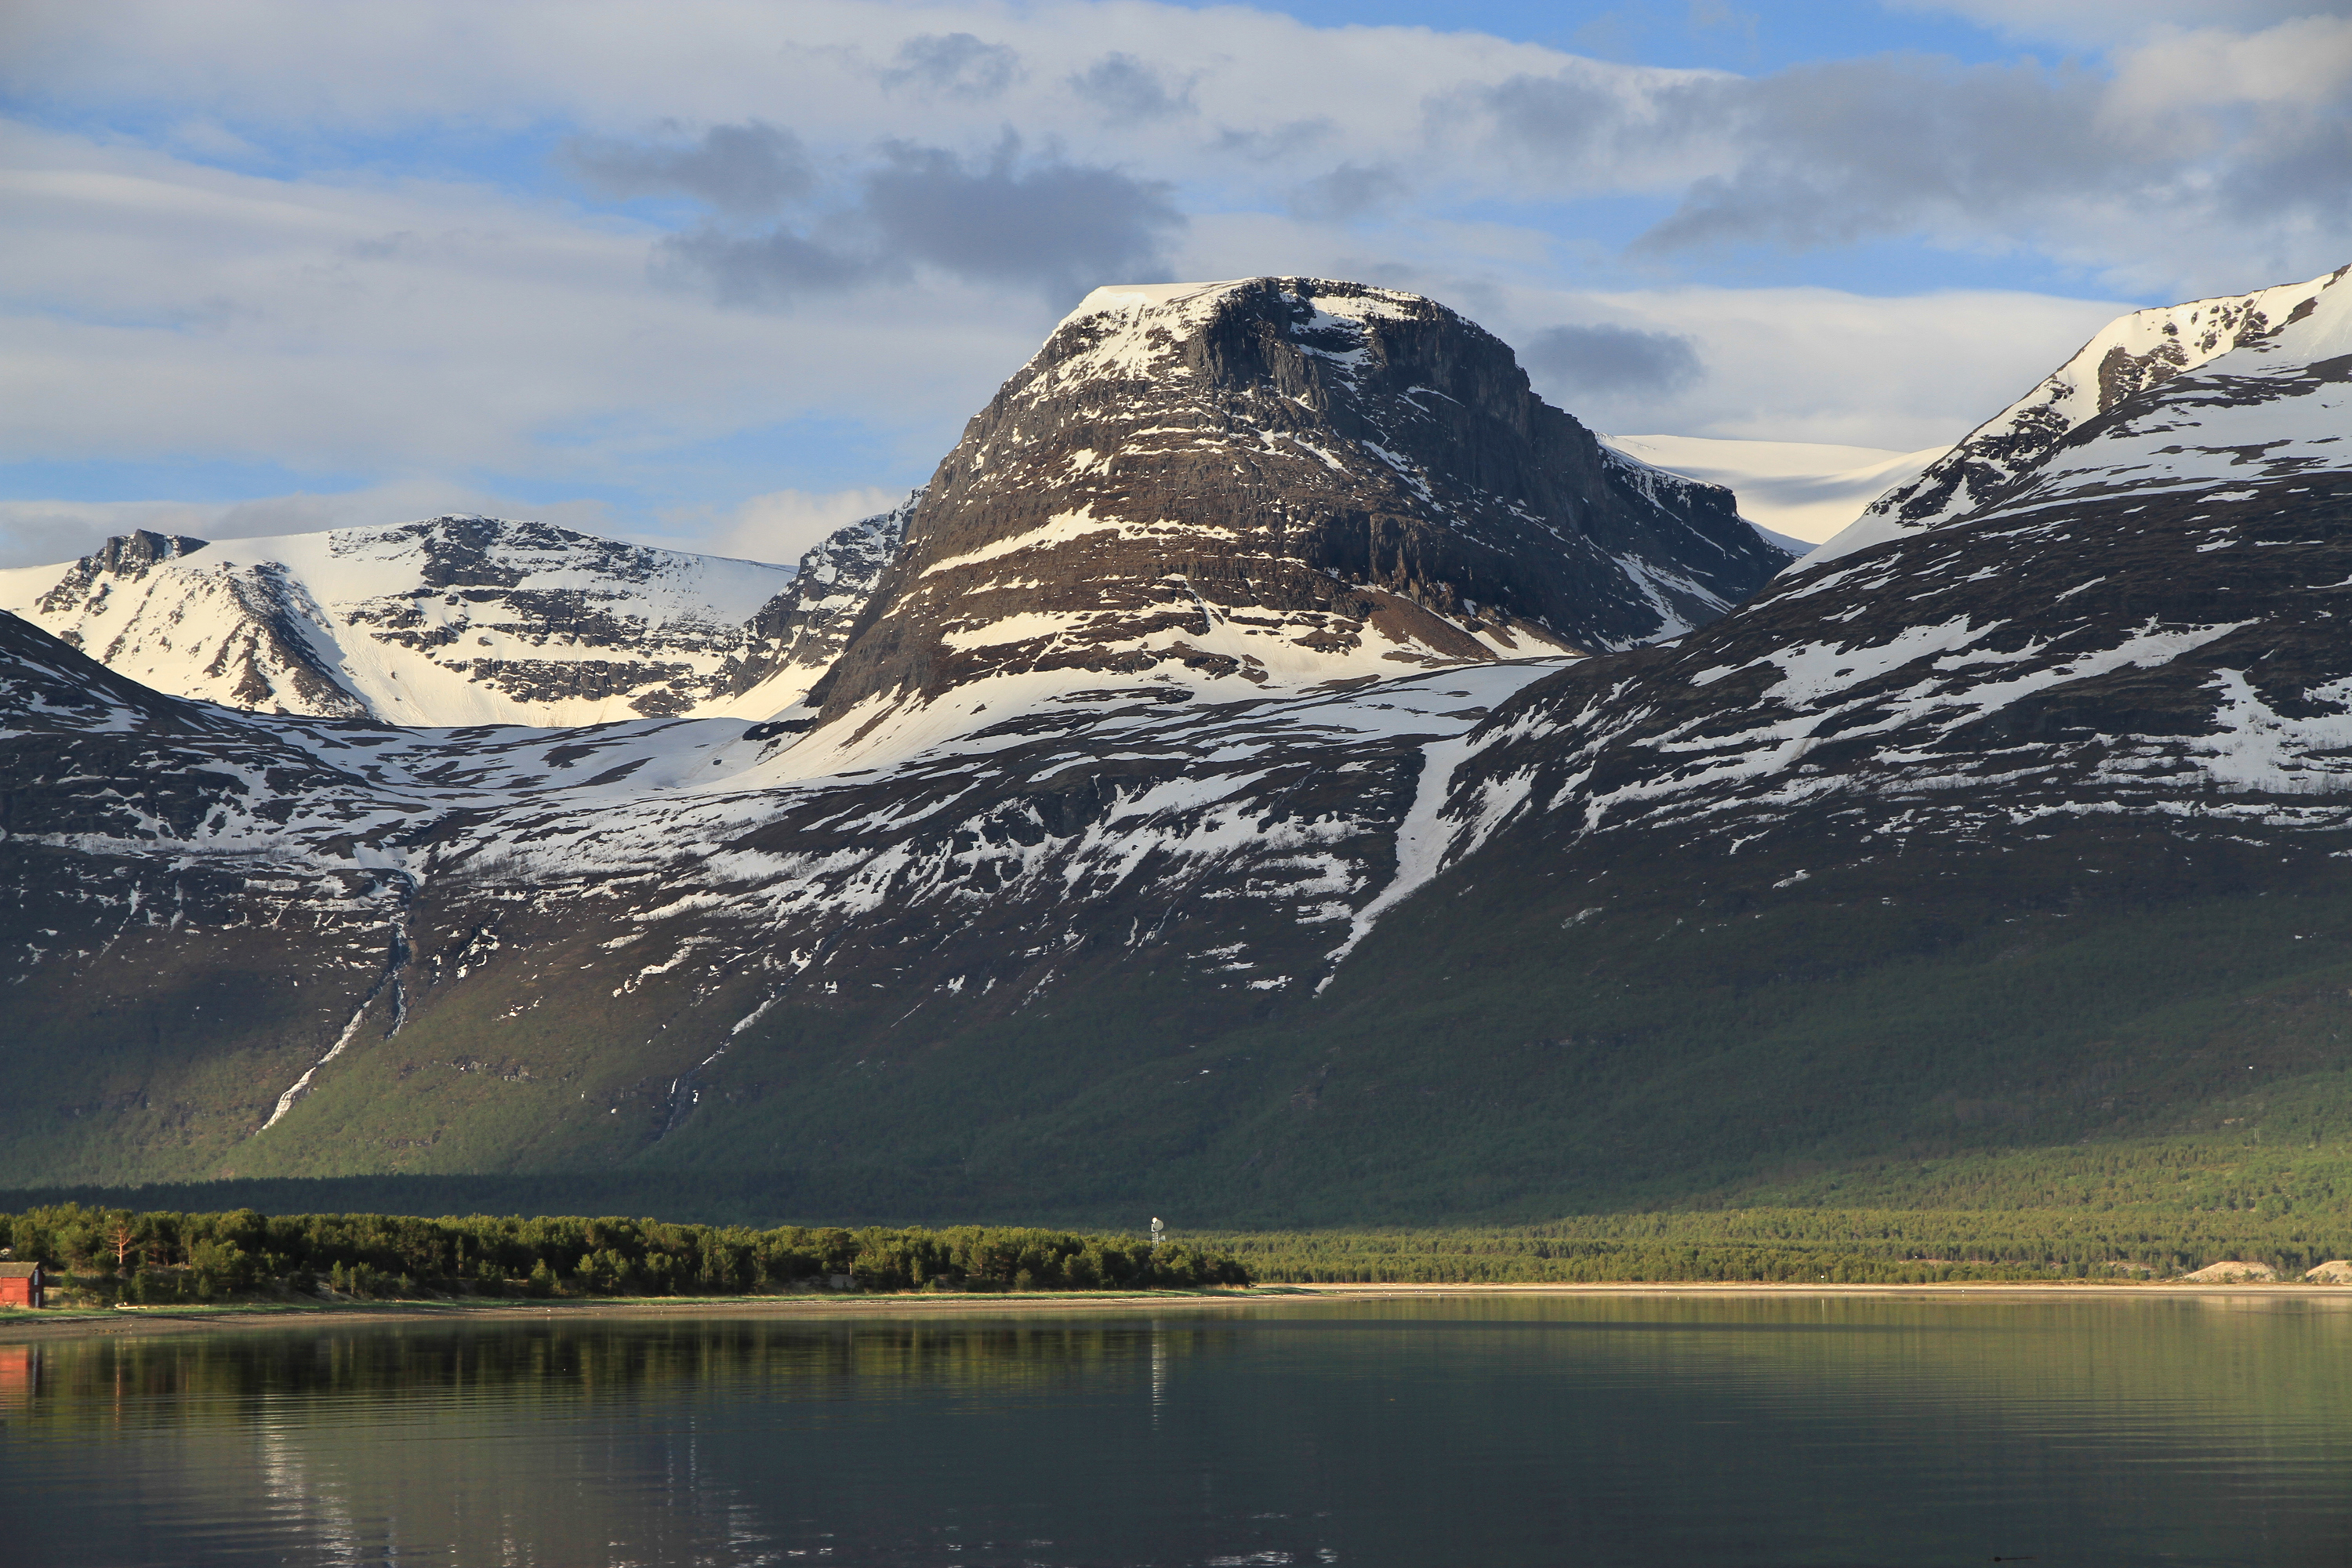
5,266 -> 2351,1226
1814,261 -> 2352,568
0,505 -> 920,728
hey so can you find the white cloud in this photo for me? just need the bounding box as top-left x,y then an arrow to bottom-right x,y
698,486 -> 909,565
0,0 -> 1596,163
1534,285 -> 2126,450
0,482 -> 619,571
2107,16 -> 2352,124
0,122 -> 1048,475
4,0 -> 2345,562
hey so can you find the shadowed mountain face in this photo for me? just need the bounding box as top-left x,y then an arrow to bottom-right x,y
5,269 -> 2351,1225
807,278 -> 1789,723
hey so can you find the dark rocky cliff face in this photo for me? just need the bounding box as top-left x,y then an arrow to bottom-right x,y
726,492 -> 915,700
807,278 -> 1787,721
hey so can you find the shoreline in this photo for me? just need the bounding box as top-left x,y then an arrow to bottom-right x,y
6,1278 -> 2350,1341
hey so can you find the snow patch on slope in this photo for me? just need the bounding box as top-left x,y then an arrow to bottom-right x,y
1806,263 -> 2352,569
0,517 -> 803,726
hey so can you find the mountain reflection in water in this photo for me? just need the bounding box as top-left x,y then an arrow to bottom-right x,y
4,1294 -> 2351,1566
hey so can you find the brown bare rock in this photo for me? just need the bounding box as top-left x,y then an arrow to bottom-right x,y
808,278 -> 1788,721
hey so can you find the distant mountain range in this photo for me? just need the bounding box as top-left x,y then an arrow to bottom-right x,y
0,501 -> 920,726
5,267 -> 2350,1228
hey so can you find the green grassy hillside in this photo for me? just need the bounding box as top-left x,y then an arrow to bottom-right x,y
16,818 -> 2348,1236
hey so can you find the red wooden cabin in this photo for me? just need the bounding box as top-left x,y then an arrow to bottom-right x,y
0,1262 -> 45,1308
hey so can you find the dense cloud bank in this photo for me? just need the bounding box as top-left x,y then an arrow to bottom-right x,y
3,0 -> 2343,565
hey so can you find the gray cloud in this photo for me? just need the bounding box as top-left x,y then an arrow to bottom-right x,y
565,122 -> 815,216
1471,45 -> 2352,262
652,134 -> 1184,305
2207,113 -> 2352,232
1519,323 -> 1704,401
1287,162 -> 1408,222
1069,53 -> 1192,121
1212,119 -> 1334,162
1632,59 -> 2114,253
1479,71 -> 1628,153
660,226 -> 873,304
881,33 -> 1021,100
860,141 -> 1185,296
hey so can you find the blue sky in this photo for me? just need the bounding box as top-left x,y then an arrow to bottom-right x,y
4,0 -> 2348,568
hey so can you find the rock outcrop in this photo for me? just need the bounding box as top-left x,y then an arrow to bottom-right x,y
726,491 -> 917,705
806,278 -> 1788,724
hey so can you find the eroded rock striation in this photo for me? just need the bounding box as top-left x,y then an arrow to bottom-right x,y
808,278 -> 1788,722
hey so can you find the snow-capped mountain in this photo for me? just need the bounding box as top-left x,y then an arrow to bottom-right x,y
8,267 -> 2347,1220
0,504 -> 915,727
1400,262 -> 2352,902
798,278 -> 1792,741
1814,263 -> 2352,567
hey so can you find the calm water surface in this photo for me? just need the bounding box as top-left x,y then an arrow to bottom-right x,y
3,1294 -> 2350,1566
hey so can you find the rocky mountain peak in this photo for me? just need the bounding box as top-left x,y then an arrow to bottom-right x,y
1817,262 -> 2352,566
803,277 -> 1789,727
32,528 -> 209,615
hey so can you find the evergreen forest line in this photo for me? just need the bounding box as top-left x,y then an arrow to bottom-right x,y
0,1205 -> 1250,1304
4,1199 -> 2347,1300
1199,1206 -> 2352,1284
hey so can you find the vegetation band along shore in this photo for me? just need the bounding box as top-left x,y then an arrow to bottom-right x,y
0,1206 -> 1250,1305
6,1203 -> 2351,1304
